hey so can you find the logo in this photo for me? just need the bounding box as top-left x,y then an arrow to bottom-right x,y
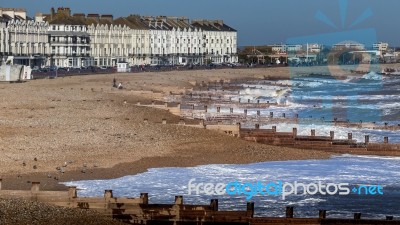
286,0 -> 382,124
188,179 -> 384,200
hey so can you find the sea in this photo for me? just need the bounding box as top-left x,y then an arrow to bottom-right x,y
62,155 -> 400,219
230,72 -> 400,143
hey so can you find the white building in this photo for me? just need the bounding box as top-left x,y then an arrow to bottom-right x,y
0,8 -> 49,67
306,43 -> 323,53
268,44 -> 302,53
6,7 -> 239,68
38,7 -> 91,68
332,41 -> 365,51
192,20 -> 237,64
373,42 -> 389,52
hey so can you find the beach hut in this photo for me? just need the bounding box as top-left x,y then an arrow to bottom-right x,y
117,61 -> 130,73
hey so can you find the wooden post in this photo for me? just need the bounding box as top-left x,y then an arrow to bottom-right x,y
286,206 -> 294,218
270,112 -> 273,118
200,119 -> 205,127
31,182 -> 40,193
272,126 -> 276,132
311,129 -> 316,136
257,110 -> 260,116
293,128 -> 297,138
140,193 -> 149,204
319,210 -> 327,219
210,199 -> 219,211
255,124 -> 260,129
104,190 -> 113,199
348,133 -> 353,140
204,105 -> 208,112
247,202 -> 255,218
68,186 -> 77,198
365,135 -> 370,145
384,137 -> 389,144
330,131 -> 334,140
174,196 -> 183,205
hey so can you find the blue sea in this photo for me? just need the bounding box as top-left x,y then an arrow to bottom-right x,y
225,72 -> 400,143
62,155 -> 400,219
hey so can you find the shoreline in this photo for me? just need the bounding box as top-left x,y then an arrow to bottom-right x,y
0,65 -> 398,192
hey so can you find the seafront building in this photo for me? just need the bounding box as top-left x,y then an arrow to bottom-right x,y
0,7 -> 238,68
0,8 -> 49,67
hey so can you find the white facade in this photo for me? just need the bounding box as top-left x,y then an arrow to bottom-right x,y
48,24 -> 91,68
306,43 -> 323,53
373,42 -> 389,52
1,8 -> 49,67
332,42 -> 365,51
2,7 -> 238,67
269,44 -> 302,53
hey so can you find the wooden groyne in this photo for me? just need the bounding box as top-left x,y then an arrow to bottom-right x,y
239,126 -> 400,153
0,180 -> 398,225
133,100 -> 400,154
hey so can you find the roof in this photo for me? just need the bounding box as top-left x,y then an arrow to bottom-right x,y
191,20 -> 236,32
47,16 -> 87,25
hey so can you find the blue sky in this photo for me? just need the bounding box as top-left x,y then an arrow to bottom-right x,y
4,0 -> 400,46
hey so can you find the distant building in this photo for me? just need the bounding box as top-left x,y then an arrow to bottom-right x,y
306,43 -> 323,53
268,44 -> 303,53
192,19 -> 238,64
373,42 -> 389,52
332,41 -> 365,51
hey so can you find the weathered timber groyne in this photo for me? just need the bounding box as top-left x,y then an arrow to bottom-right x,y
0,180 -> 398,225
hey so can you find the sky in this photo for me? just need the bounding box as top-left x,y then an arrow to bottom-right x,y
3,0 -> 400,46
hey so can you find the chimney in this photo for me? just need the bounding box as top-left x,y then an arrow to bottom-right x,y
101,14 -> 113,22
73,13 -> 86,19
57,7 -> 71,17
87,14 -> 100,22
